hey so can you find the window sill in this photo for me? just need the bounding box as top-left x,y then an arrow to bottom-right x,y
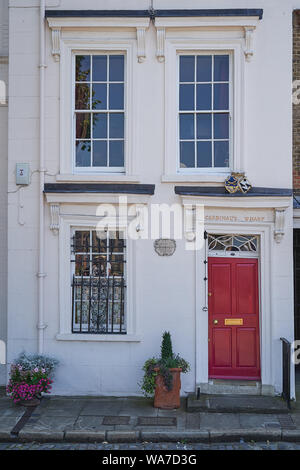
56,333 -> 142,342
162,173 -> 229,183
56,174 -> 140,183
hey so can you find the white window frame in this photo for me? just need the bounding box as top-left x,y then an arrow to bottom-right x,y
177,51 -> 233,172
47,18 -> 149,183
73,51 -> 126,174
56,214 -> 139,342
70,227 -> 127,334
161,36 -> 245,183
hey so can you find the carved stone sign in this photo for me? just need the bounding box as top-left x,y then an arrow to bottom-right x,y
154,239 -> 176,257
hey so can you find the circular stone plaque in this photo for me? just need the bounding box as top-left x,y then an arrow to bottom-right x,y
154,239 -> 176,257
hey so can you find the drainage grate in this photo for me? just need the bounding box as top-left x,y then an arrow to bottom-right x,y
137,417 -> 177,427
277,414 -> 296,429
102,416 -> 130,425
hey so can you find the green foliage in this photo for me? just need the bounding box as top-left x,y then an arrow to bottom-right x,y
139,332 -> 190,397
161,331 -> 173,361
140,358 -> 159,397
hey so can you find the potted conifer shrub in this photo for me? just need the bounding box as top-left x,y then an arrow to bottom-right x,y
140,331 -> 190,409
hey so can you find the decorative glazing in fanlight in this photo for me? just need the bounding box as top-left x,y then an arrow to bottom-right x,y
208,234 -> 258,253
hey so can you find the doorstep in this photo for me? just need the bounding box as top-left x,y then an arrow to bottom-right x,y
187,394 -> 290,414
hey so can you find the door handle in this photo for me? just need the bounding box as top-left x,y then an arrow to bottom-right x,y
213,319 -> 218,325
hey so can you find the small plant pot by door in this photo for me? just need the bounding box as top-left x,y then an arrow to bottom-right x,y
154,368 -> 182,409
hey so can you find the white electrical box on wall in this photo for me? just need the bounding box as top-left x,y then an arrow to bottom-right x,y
16,163 -> 30,185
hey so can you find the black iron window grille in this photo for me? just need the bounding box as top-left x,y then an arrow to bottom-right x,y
71,229 -> 126,334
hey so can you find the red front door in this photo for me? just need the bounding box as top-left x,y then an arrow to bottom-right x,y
208,257 -> 260,380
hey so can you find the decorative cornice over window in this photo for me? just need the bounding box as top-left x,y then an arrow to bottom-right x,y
46,9 -> 262,63
45,9 -> 263,19
46,16 -> 150,63
154,13 -> 262,63
44,183 -> 155,195
177,188 -> 291,244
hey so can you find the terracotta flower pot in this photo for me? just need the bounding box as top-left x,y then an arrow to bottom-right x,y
154,368 -> 182,409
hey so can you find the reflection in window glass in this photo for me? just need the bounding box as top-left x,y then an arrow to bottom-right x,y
179,54 -> 230,169
75,54 -> 125,169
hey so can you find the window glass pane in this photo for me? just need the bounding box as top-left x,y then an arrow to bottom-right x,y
214,113 -> 229,139
75,84 -> 90,110
92,84 -> 107,110
93,113 -> 107,139
76,141 -> 91,167
109,55 -> 124,81
197,141 -> 212,167
76,55 -> 90,82
109,84 -> 124,110
196,84 -> 212,110
214,55 -> 229,82
197,56 -> 212,82
214,141 -> 229,167
75,254 -> 90,276
197,114 -> 212,139
74,231 -> 90,252
93,55 -> 107,81
109,113 -> 124,139
179,56 -> 195,82
93,141 -> 107,166
76,113 -> 90,139
109,141 -> 124,167
214,83 -> 229,110
179,84 -> 194,111
180,114 -> 194,140
180,142 -> 195,168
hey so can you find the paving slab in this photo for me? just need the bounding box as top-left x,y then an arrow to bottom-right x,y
186,413 -> 200,430
80,400 -> 123,416
0,403 -> 27,419
239,413 -> 280,429
69,415 -> 114,432
119,400 -> 158,417
0,417 -> 22,431
21,416 -> 77,432
200,412 -> 240,430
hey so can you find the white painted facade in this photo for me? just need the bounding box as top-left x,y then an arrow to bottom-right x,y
0,0 -> 8,386
2,0 -> 297,397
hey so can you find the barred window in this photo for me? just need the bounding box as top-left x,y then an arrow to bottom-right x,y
75,54 -> 125,170
71,229 -> 126,334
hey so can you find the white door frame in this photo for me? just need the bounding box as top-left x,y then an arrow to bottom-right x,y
195,222 -> 273,394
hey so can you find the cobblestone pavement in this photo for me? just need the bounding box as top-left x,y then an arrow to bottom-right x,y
0,441 -> 300,450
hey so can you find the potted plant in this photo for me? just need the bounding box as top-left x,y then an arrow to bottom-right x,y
140,331 -> 190,409
6,352 -> 59,406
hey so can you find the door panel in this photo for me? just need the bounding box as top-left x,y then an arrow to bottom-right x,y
210,264 -> 232,314
212,328 -> 232,367
236,263 -> 257,315
236,328 -> 257,368
208,257 -> 260,380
